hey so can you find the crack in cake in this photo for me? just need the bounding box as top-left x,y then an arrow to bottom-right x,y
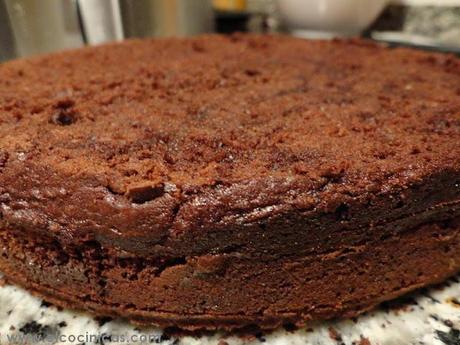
0,34 -> 459,331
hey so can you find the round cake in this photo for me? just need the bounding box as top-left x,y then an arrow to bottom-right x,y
0,34 -> 459,331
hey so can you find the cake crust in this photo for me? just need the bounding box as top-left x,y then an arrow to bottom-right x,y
0,34 -> 459,330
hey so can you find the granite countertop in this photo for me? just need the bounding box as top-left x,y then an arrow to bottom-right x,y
368,5 -> 460,53
1,272 -> 460,345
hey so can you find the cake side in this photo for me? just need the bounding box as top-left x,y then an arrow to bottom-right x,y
1,219 -> 460,330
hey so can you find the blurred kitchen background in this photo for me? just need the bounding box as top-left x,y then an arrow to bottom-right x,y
0,0 -> 459,62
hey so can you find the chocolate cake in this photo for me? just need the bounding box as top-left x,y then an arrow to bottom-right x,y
0,34 -> 459,331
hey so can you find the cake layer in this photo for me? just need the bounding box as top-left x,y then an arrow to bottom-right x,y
0,35 -> 459,257
1,218 -> 459,330
0,34 -> 459,330
0,35 -> 460,255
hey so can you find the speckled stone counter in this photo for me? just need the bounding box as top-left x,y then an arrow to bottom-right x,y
1,272 -> 460,345
369,5 -> 460,52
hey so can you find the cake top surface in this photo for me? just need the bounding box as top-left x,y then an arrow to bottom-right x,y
0,34 -> 459,251
1,34 -> 459,191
